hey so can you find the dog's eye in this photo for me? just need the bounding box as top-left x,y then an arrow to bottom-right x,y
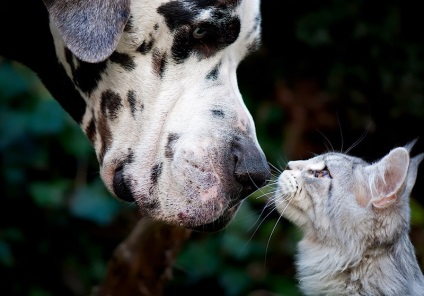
193,27 -> 208,39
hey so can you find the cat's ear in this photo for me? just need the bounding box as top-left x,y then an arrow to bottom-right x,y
403,152 -> 424,197
367,147 -> 410,209
405,138 -> 419,153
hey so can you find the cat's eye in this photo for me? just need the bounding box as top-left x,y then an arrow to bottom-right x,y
315,168 -> 332,179
193,27 -> 208,39
307,167 -> 332,179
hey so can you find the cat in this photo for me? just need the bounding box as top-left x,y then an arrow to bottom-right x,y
272,140 -> 424,295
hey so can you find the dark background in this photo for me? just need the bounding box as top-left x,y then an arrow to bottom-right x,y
1,1 -> 424,295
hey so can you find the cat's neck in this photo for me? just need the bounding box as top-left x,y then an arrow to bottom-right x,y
296,232 -> 424,296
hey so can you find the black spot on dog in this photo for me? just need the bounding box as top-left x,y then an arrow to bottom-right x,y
247,37 -> 261,53
157,0 -> 239,31
101,90 -> 123,120
154,23 -> 159,30
69,48 -> 108,95
206,62 -> 221,80
124,15 -> 134,33
211,109 -> 225,118
140,195 -> 160,210
165,133 -> 180,160
127,90 -> 137,116
158,2 -> 241,63
151,163 -> 163,185
110,52 -> 136,71
85,116 -> 97,144
127,148 -> 134,164
246,14 -> 261,39
137,40 -> 154,54
64,47 -> 76,72
245,15 -> 262,53
218,0 -> 240,6
50,57 -> 86,124
157,2 -> 195,31
97,114 -> 112,165
152,50 -> 167,77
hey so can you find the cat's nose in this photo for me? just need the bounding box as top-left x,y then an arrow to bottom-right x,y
285,165 -> 292,170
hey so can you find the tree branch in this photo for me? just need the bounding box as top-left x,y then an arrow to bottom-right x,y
92,217 -> 192,296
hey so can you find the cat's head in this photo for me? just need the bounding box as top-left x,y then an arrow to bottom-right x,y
274,140 -> 423,248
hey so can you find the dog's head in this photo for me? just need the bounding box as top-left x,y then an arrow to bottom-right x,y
43,0 -> 269,231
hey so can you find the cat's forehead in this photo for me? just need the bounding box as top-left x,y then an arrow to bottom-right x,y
301,152 -> 367,168
288,152 -> 367,170
320,153 -> 368,172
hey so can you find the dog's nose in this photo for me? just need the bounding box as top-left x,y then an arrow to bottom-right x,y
232,138 -> 271,194
113,165 -> 135,202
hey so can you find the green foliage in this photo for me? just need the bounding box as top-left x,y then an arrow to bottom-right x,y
69,179 -> 124,225
0,60 -> 127,295
1,1 -> 424,295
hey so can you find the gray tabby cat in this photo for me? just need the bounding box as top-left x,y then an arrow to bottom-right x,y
273,140 -> 424,295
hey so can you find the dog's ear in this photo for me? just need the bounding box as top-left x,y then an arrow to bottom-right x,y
42,0 -> 130,63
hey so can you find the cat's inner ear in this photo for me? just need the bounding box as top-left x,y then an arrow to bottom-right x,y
368,147 -> 410,209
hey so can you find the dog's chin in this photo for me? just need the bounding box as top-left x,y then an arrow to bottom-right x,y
190,203 -> 240,233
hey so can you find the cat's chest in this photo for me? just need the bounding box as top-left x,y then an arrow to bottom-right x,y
296,239 -> 405,295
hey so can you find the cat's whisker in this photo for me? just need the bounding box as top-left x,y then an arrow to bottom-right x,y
268,161 -> 284,174
254,190 -> 277,201
316,128 -> 335,153
248,194 -> 278,230
344,122 -> 370,154
264,195 -> 294,266
274,193 -> 294,214
336,112 -> 344,153
240,203 -> 278,258
245,192 -> 286,248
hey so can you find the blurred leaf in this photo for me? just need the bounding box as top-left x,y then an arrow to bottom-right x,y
69,179 -> 122,225
222,202 -> 260,259
28,99 -> 66,135
29,287 -> 52,296
29,180 -> 71,209
411,198 -> 424,226
219,267 -> 252,296
269,274 -> 302,296
0,109 -> 29,148
1,228 -> 24,242
59,121 -> 93,159
0,240 -> 14,267
175,236 -> 222,280
0,62 -> 34,100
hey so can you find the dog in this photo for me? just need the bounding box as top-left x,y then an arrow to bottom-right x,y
0,0 -> 270,232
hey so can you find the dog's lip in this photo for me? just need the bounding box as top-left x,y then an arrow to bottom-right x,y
190,203 -> 240,233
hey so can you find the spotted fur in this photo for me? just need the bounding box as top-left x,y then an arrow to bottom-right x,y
1,0 -> 270,231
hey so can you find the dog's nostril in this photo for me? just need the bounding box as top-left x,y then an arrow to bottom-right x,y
112,165 -> 135,202
232,139 -> 271,193
234,161 -> 269,189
